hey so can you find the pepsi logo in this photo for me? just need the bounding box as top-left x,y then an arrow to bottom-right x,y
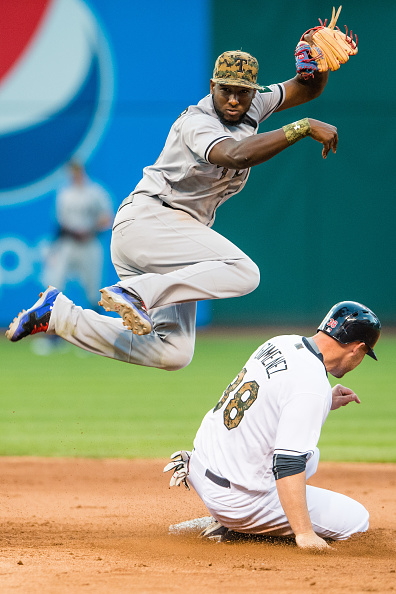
0,0 -> 114,206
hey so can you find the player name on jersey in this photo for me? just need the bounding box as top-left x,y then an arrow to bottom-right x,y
254,342 -> 288,378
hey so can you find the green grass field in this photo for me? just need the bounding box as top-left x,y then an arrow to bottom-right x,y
1,331 -> 395,462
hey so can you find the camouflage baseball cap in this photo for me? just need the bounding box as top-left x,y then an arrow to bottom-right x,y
212,50 -> 263,90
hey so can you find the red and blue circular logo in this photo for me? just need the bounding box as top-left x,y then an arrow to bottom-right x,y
0,0 -> 114,206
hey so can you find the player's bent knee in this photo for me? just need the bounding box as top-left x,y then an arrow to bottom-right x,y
308,487 -> 370,541
236,259 -> 260,295
349,504 -> 369,536
332,501 -> 369,540
160,346 -> 194,371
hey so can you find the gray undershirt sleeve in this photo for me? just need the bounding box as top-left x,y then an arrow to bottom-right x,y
272,453 -> 309,480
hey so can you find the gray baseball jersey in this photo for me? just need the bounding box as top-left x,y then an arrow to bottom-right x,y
49,86 -> 288,370
129,85 -> 285,227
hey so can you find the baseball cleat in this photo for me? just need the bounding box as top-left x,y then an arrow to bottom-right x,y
199,520 -> 230,542
98,285 -> 152,335
5,286 -> 60,342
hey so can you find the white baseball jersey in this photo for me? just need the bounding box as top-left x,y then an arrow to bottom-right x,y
193,335 -> 332,492
130,85 -> 285,227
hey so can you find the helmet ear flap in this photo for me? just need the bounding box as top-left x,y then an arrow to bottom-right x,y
318,301 -> 381,360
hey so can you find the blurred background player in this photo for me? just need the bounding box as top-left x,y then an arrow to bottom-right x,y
32,162 -> 113,354
164,301 -> 381,551
43,161 -> 113,311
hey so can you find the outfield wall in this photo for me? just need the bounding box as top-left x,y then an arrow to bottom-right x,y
0,0 -> 211,327
210,0 -> 396,324
0,0 -> 394,327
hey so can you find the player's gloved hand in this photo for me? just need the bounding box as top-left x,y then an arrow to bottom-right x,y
295,532 -> 333,551
296,6 -> 358,78
295,41 -> 323,80
163,450 -> 192,490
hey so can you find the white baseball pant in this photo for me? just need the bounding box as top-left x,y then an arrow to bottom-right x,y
188,449 -> 369,540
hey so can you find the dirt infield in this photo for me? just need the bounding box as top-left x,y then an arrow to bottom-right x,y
0,458 -> 395,593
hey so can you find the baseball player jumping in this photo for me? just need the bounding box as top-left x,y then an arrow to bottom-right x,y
164,302 -> 381,551
7,24 -> 354,369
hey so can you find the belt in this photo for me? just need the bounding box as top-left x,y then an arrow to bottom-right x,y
205,468 -> 231,489
118,195 -> 176,212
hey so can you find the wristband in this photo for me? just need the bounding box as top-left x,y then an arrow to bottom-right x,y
282,118 -> 311,145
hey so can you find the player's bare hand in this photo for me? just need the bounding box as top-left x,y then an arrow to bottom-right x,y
331,384 -> 361,410
295,532 -> 333,551
308,118 -> 338,159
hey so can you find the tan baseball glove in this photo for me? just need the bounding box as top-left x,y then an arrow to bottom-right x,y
295,6 -> 358,78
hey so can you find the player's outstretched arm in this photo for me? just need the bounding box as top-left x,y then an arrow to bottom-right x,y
275,471 -> 331,551
208,118 -> 337,168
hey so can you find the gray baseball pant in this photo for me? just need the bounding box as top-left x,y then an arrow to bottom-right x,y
48,195 -> 260,369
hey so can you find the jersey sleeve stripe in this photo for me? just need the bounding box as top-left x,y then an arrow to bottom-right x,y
273,448 -> 314,456
204,136 -> 232,162
274,83 -> 284,110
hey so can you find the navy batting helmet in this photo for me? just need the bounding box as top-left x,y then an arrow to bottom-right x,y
318,301 -> 381,360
